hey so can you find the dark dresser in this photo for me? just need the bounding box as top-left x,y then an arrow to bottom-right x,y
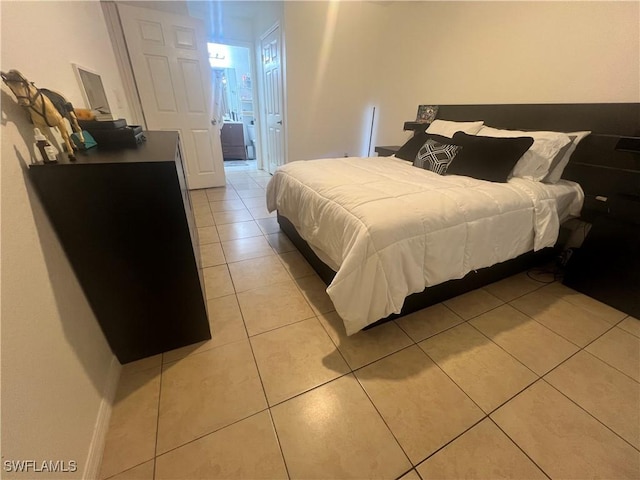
220,122 -> 247,160
28,131 -> 211,363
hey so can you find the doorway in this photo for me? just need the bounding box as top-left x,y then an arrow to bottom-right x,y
208,42 -> 260,174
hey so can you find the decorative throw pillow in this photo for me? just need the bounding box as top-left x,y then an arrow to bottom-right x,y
477,126 -> 571,181
413,137 -> 462,174
395,130 -> 430,161
445,132 -> 534,183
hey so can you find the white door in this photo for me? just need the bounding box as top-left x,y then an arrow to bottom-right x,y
261,25 -> 285,174
118,4 -> 225,189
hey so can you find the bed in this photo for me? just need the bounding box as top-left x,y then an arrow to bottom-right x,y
266,103 -> 640,334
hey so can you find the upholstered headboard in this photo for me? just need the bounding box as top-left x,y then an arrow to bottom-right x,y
431,103 -> 640,198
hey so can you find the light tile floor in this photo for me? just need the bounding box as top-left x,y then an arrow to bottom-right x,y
99,168 -> 640,480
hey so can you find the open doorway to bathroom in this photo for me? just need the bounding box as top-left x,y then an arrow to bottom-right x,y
208,42 -> 259,173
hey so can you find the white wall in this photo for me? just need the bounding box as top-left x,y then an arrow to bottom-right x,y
1,1 -> 129,477
283,1 -> 384,160
374,1 -> 640,145
283,1 -> 640,156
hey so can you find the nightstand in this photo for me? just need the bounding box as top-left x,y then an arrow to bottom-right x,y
374,145 -> 400,157
563,193 -> 640,317
403,121 -> 430,132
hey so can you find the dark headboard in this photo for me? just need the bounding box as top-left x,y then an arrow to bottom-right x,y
433,103 -> 640,198
435,103 -> 639,136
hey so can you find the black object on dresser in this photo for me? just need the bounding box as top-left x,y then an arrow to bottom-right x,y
28,131 -> 211,363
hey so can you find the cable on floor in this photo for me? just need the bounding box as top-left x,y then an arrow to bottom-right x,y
526,257 -> 568,283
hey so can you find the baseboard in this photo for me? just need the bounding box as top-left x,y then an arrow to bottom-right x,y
84,355 -> 121,480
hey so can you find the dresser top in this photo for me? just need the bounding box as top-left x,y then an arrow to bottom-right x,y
30,131 -> 179,166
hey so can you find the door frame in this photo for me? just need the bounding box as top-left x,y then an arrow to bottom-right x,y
100,1 -> 146,128
258,21 -> 288,171
213,39 -> 264,171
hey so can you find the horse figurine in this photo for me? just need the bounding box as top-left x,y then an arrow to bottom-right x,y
1,69 -> 85,160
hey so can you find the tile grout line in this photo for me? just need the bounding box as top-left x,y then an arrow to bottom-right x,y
342,320 -> 433,469
483,273 -> 555,304
478,306 -> 640,460
476,299 -> 587,358
555,319 -> 638,383
415,335 -> 544,426
616,315 -> 640,339
226,176 -> 294,476
247,314 -> 322,340
486,413 -> 553,480
393,314 -> 465,345
167,189 -> 279,456
327,326 -> 488,471
100,460 -> 151,480
265,407 -> 293,480
507,296 -> 600,350
582,328 -> 640,384
538,318 -> 640,450
349,371 -> 414,467
415,344 -> 488,414
313,313 -> 358,373
465,318 -> 540,379
272,370 -> 355,408
151,409 -> 271,459
394,468 -> 418,480
411,301 -> 541,420
410,415 -> 489,473
239,305 -> 294,479
147,175 -> 280,460
170,174 -> 276,456
541,378 -> 640,453
152,361 -> 164,479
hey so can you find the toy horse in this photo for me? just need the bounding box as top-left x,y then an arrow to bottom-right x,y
1,69 -> 84,159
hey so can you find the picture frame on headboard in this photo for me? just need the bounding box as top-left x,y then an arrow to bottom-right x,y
72,63 -> 113,121
416,105 -> 438,124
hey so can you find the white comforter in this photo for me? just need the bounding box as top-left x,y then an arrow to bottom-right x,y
266,156 -> 582,334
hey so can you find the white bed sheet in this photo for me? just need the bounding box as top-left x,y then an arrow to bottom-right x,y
266,156 -> 583,334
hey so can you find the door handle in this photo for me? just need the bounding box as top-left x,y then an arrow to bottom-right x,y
277,120 -> 283,125
211,119 -> 217,125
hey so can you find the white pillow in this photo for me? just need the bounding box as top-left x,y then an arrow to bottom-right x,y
477,126 -> 572,181
426,119 -> 484,138
544,131 -> 591,184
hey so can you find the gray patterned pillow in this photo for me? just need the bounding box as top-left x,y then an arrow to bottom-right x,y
413,138 -> 462,175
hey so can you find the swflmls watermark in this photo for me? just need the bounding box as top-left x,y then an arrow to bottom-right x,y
3,460 -> 78,473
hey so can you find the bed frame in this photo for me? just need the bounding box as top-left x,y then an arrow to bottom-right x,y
277,103 -> 640,329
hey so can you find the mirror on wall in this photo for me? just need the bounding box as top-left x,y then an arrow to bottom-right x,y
213,68 -> 242,122
72,63 -> 113,120
208,43 -> 254,125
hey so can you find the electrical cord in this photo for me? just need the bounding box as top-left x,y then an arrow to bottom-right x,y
526,266 -> 561,283
528,219 -> 592,284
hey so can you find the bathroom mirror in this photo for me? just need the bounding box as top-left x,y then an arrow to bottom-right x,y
213,68 -> 243,122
